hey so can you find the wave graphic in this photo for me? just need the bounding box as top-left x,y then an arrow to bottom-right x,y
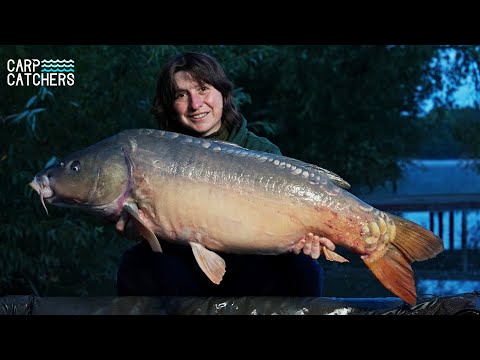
41,69 -> 75,72
41,64 -> 75,68
41,59 -> 74,63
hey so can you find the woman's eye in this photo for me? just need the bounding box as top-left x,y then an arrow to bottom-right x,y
70,160 -> 81,172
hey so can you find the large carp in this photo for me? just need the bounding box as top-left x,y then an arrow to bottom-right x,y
30,129 -> 444,304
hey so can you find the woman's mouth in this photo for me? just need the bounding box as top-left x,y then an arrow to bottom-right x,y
190,112 -> 209,120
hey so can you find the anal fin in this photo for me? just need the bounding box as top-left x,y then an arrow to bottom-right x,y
323,247 -> 349,263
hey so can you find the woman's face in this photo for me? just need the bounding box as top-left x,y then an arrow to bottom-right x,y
173,71 -> 223,136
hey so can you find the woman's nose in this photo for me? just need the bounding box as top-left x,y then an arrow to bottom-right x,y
190,93 -> 204,110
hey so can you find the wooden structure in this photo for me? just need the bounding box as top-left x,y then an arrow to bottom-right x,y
355,160 -> 480,272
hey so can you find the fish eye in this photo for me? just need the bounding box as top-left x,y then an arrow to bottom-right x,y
70,160 -> 81,172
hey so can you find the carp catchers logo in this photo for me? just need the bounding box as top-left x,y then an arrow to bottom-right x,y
7,59 -> 75,86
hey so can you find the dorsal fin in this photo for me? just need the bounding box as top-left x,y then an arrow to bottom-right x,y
301,163 -> 351,189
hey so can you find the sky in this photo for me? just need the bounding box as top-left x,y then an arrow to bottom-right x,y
421,78 -> 477,113
420,48 -> 478,113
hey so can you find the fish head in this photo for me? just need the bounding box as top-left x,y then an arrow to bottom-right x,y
29,140 -> 130,215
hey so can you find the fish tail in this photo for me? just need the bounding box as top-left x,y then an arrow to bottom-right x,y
363,214 -> 444,305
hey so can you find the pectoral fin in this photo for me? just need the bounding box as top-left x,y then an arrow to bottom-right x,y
322,247 -> 349,263
190,242 -> 226,284
123,202 -> 162,253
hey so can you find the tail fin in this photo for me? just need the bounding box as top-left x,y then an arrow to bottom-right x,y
363,214 -> 444,305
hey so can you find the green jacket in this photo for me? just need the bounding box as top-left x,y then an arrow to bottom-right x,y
207,117 -> 281,155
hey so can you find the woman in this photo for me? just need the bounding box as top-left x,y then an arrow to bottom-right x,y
116,52 -> 325,297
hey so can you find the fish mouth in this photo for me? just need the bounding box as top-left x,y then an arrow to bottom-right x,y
29,175 -> 54,215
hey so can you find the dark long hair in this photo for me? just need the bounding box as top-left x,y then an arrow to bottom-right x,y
151,52 -> 243,133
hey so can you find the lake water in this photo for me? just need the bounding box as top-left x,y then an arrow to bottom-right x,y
417,279 -> 480,296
